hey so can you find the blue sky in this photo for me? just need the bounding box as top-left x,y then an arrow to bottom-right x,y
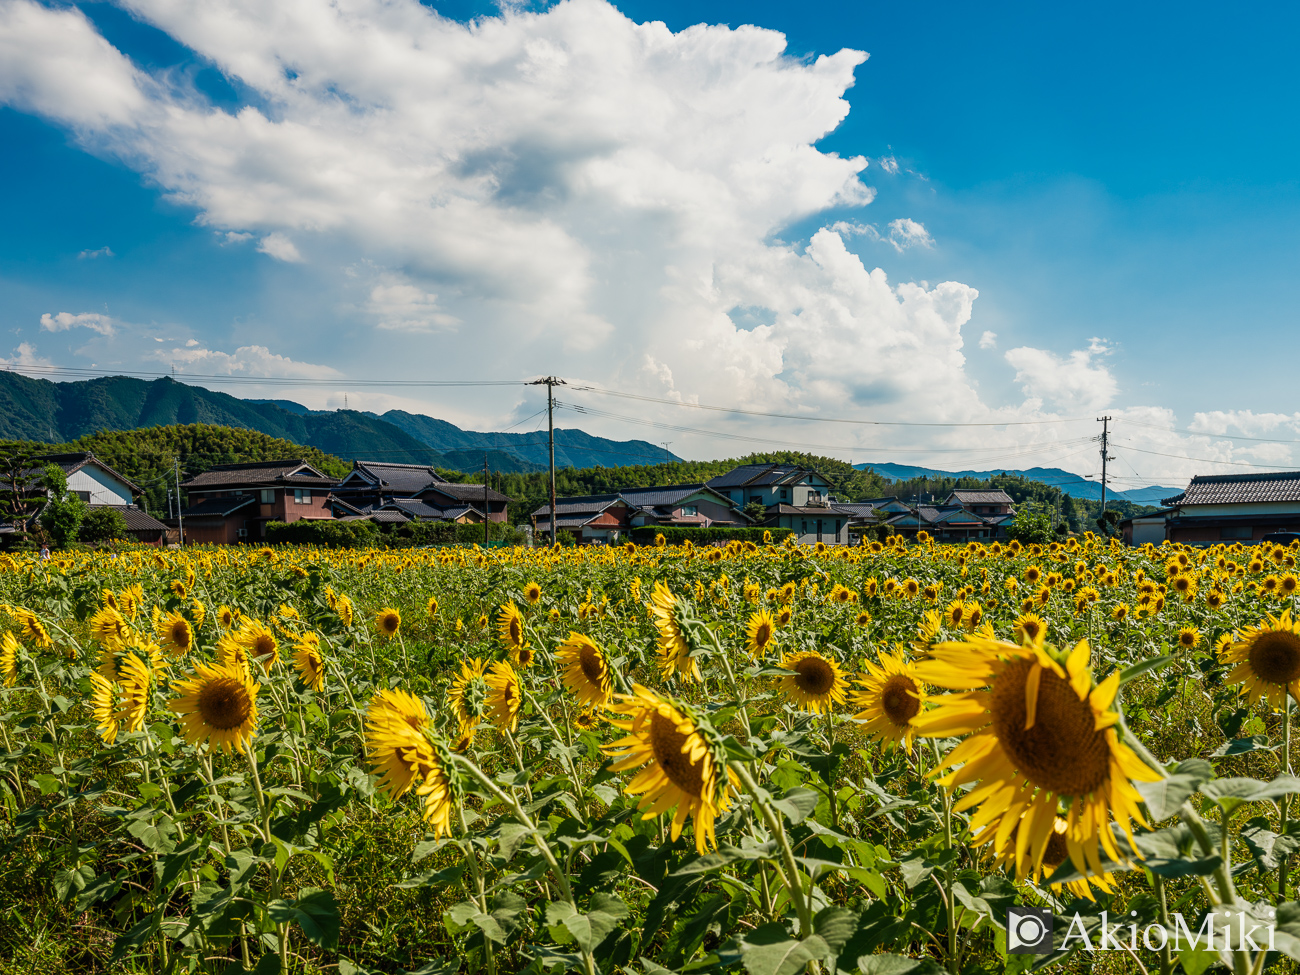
1,0 -> 1297,482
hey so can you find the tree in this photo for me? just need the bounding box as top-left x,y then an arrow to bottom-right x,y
742,500 -> 768,524
1003,501 -> 1055,545
38,463 -> 87,549
79,506 -> 129,544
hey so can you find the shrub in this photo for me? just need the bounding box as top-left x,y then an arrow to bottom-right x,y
38,463 -> 87,549
397,519 -> 526,546
265,519 -> 381,548
629,526 -> 793,546
79,506 -> 130,544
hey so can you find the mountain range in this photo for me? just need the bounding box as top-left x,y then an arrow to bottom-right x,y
853,461 -> 1180,505
0,372 -> 681,472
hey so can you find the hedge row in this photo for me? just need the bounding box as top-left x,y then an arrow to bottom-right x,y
265,520 -> 380,548
629,526 -> 793,546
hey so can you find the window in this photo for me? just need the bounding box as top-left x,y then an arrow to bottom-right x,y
260,489 -> 275,504
780,488 -> 788,499
73,490 -> 91,502
680,505 -> 697,516
834,520 -> 841,536
801,520 -> 808,534
749,495 -> 762,505
294,488 -> 312,504
1220,525 -> 1252,540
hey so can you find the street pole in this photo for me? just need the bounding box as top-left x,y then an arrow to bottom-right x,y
528,376 -> 566,544
174,458 -> 185,546
1097,416 -> 1113,536
483,453 -> 490,546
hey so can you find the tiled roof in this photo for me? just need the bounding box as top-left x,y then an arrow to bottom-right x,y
381,499 -> 447,519
183,460 -> 332,489
100,505 -> 169,533
947,489 -> 1015,505
706,463 -> 819,489
618,483 -> 717,507
534,514 -> 608,529
425,483 -> 511,504
530,495 -> 624,517
347,461 -> 448,494
1164,471 -> 1300,506
768,504 -> 847,516
179,495 -> 258,518
832,502 -> 884,518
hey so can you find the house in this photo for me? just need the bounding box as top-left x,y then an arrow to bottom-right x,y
1159,472 -> 1300,546
766,504 -> 851,545
1121,509 -> 1175,547
179,459 -> 338,544
0,452 -> 169,544
832,498 -> 910,543
331,461 -> 510,522
943,488 -> 1015,518
617,484 -> 751,528
706,463 -> 833,508
531,495 -> 634,544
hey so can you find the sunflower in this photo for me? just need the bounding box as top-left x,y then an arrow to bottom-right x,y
557,632 -> 614,707
171,662 -> 261,754
604,685 -> 734,854
913,636 -> 1160,884
945,599 -> 967,628
744,609 -> 777,657
1013,612 -> 1047,646
485,660 -> 523,733
1283,574 -> 1300,597
996,816 -> 1116,901
426,596 -> 439,620
856,610 -> 873,628
14,609 -> 51,649
375,607 -> 402,639
1177,626 -> 1200,650
649,582 -> 699,683
851,649 -> 924,753
336,595 -> 355,628
155,611 -> 194,658
293,632 -> 326,692
1220,609 -> 1300,708
88,670 -> 121,744
117,651 -> 151,734
575,709 -> 599,731
1205,590 -> 1226,611
170,580 -> 189,599
216,604 -> 236,630
366,689 -> 435,798
449,657 -> 491,734
962,602 -> 984,631
232,619 -> 279,673
523,581 -> 542,605
1111,603 -> 1129,622
89,605 -> 130,649
903,578 -> 921,598
0,631 -> 17,687
777,649 -> 848,714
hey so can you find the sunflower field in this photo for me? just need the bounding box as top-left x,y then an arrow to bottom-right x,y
5,533 -> 1300,975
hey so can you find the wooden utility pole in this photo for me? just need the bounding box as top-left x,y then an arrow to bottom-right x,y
174,458 -> 185,546
483,453 -> 490,546
528,376 -> 566,544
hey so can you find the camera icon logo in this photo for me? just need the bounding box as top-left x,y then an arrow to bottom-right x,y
1007,906 -> 1053,954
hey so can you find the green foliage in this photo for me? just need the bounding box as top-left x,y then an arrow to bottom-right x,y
629,526 -> 792,545
265,519 -> 380,547
78,506 -> 129,544
38,463 -> 86,549
1003,501 -> 1056,545
394,519 -> 526,547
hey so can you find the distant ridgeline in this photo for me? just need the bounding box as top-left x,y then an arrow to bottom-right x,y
0,371 -> 680,473
854,460 -> 1179,506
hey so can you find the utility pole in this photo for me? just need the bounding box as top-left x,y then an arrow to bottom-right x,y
661,442 -> 673,465
483,453 -> 490,546
174,458 -> 185,546
528,376 -> 566,544
1097,416 -> 1113,535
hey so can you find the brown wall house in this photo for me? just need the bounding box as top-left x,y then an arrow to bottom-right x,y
1161,472 -> 1300,546
179,460 -> 338,543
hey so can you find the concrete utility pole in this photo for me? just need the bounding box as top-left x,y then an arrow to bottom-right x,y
661,442 -> 673,465
174,457 -> 185,546
528,377 -> 566,544
483,453 -> 490,546
1097,416 -> 1114,532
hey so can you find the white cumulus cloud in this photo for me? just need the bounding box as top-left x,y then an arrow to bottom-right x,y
1004,338 -> 1118,413
40,311 -> 117,336
256,233 -> 303,263
979,330 -> 997,349
147,344 -> 341,379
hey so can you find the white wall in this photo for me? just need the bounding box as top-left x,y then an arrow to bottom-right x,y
67,465 -> 133,505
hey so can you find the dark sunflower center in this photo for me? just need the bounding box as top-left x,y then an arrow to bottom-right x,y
1023,621 -> 1041,639
578,645 -> 604,684
508,619 -> 522,643
794,657 -> 835,696
990,659 -> 1110,797
1043,827 -> 1070,868
755,623 -> 772,646
1248,631 -> 1300,685
880,674 -> 920,726
172,622 -> 190,647
518,646 -> 535,666
197,677 -> 253,730
648,709 -> 706,798
253,636 -> 276,658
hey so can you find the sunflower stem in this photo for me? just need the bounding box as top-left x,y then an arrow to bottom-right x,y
1155,875 -> 1175,975
728,761 -> 814,940
457,802 -> 497,975
928,737 -> 960,975
1280,700 -> 1292,899
523,688 -> 581,820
